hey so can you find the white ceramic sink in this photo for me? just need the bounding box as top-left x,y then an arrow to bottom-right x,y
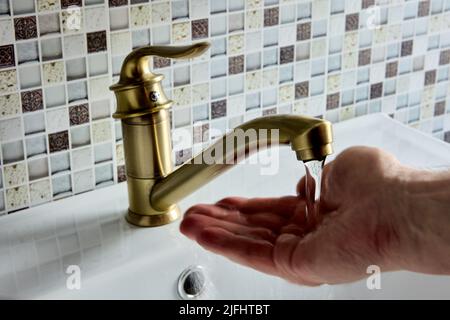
1,113 -> 450,300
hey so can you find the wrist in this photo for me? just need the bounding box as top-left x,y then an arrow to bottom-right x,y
394,167 -> 450,274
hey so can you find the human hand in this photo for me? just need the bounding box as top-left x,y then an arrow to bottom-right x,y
180,147 -> 450,285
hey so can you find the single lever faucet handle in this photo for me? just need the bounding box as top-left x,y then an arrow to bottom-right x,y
110,42 -> 210,119
118,42 -> 210,84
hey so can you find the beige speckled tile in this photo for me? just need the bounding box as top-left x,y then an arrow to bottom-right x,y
173,86 -> 192,107
152,2 -> 171,24
172,22 -> 191,43
131,5 -> 151,27
89,77 -> 110,100
192,83 -> 209,104
61,8 -> 84,34
342,51 -> 357,70
0,70 -> 17,94
229,34 -> 244,55
116,143 -> 124,165
279,84 -> 294,103
6,186 -> 29,211
327,74 -> 341,93
42,61 -> 65,84
246,71 -> 262,91
246,10 -> 262,29
246,0 -> 262,9
37,0 -> 60,12
263,68 -> 278,88
0,93 -> 20,118
340,106 -> 355,121
4,163 -> 27,188
29,179 -> 51,205
92,120 -> 112,144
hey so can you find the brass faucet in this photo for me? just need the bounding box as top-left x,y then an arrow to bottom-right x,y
110,42 -> 333,227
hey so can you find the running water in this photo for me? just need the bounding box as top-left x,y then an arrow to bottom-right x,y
303,158 -> 326,228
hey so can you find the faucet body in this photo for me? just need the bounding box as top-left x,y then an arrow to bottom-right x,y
110,43 -> 333,227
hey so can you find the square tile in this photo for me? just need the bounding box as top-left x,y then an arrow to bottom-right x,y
21,89 -> 43,113
370,83 -> 383,99
358,49 -> 371,66
43,61 -> 65,84
49,131 -> 69,153
0,45 -> 15,69
228,55 -> 244,74
385,61 -> 398,78
0,69 -> 17,94
211,100 -> 227,119
69,104 -> 89,126
0,94 -> 21,118
6,186 -> 29,211
345,13 -> 359,32
401,40 -> 413,57
295,81 -> 309,99
424,70 -> 436,86
326,93 -> 340,110
37,0 -> 60,12
4,163 -> 27,188
264,8 -> 279,27
297,22 -> 311,41
192,19 -> 208,40
87,31 -> 107,53
153,57 -> 171,69
14,17 -> 38,41
109,0 -> 127,6
439,49 -> 450,65
280,45 -> 294,64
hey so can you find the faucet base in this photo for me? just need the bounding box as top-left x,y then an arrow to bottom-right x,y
126,206 -> 181,227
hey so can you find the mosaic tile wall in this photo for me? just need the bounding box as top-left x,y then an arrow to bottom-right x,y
1,0 -> 450,215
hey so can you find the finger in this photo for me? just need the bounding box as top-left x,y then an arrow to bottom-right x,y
185,203 -> 288,230
196,227 -> 278,276
216,196 -> 300,218
180,212 -> 278,243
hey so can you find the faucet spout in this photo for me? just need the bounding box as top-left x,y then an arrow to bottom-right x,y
150,115 -> 333,212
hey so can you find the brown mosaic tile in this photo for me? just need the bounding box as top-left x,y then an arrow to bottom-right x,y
87,31 -> 107,53
14,17 -> 38,41
21,89 -> 43,113
439,49 -> 450,65
109,0 -> 128,6
424,70 -> 436,86
69,104 -> 89,126
192,19 -> 208,40
434,101 -> 446,116
262,108 -> 276,116
193,124 -> 209,143
345,13 -> 359,32
370,83 -> 383,99
296,22 -> 311,41
385,61 -> 398,78
211,100 -> 227,119
0,45 -> 15,69
229,55 -> 244,75
49,131 -> 69,153
153,56 -> 171,69
401,40 -> 413,57
362,0 -> 375,9
175,148 -> 192,166
61,0 -> 82,8
280,45 -> 294,64
358,49 -> 371,66
117,165 -> 126,182
418,1 -> 430,17
445,131 -> 450,143
295,81 -> 309,99
264,8 -> 279,27
326,93 -> 340,110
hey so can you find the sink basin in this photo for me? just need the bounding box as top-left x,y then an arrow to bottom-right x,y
1,113 -> 450,299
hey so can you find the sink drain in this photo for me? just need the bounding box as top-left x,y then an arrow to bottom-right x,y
178,266 -> 206,300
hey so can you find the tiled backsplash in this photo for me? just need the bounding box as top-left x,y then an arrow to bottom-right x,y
1,0 -> 450,215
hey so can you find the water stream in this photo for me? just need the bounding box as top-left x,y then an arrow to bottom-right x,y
304,158 -> 326,228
